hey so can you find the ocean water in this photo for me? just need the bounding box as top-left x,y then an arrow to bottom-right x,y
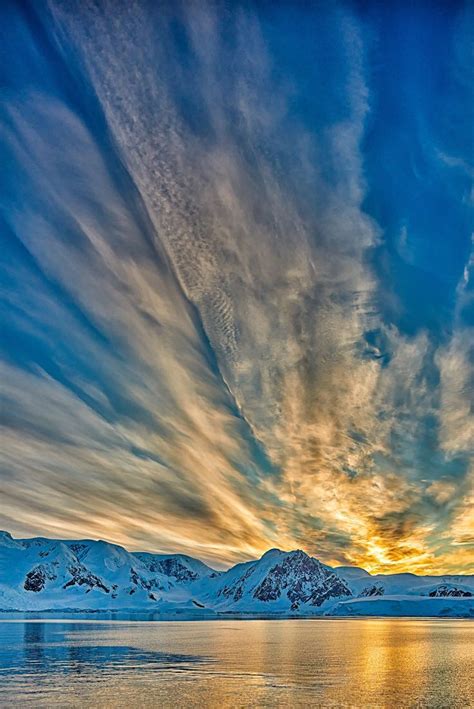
0,618 -> 472,707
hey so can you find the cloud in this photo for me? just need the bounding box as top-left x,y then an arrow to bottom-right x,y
0,0 -> 471,572
0,89 -> 280,565
436,239 -> 474,457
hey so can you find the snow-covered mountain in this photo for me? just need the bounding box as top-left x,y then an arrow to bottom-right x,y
0,531 -> 216,613
194,548 -> 352,613
1,532 -> 473,617
333,565 -> 474,598
330,564 -> 474,617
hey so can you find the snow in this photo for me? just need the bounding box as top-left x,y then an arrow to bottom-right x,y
334,565 -> 370,578
329,596 -> 474,618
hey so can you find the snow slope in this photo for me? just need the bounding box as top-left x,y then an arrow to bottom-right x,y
135,552 -> 219,583
329,596 -> 474,618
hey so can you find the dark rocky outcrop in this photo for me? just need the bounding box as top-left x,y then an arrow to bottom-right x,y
62,565 -> 110,594
24,564 -> 57,592
428,585 -> 472,598
252,551 -> 352,607
360,584 -> 385,597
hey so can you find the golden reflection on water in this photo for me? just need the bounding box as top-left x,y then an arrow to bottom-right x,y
0,618 -> 472,707
352,619 -> 471,708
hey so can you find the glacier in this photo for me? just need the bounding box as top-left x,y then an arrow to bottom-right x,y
0,532 -> 472,618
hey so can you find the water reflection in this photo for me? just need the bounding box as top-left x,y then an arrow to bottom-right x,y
3,621 -> 210,675
353,619 -> 473,708
0,619 -> 472,707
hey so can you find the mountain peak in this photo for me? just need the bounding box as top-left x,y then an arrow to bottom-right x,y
260,548 -> 285,560
202,545 -> 352,611
287,549 -> 309,560
0,531 -> 23,549
260,548 -> 309,562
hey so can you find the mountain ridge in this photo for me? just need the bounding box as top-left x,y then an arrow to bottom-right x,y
1,532 -> 472,618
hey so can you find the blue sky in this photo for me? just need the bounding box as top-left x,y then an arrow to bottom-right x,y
0,0 -> 472,572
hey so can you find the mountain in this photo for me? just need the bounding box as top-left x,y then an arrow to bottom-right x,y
0,531 -> 216,613
333,565 -> 474,598
194,548 -> 352,612
330,565 -> 474,617
0,532 -> 473,617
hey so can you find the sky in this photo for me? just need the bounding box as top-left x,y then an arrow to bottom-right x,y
0,0 -> 472,574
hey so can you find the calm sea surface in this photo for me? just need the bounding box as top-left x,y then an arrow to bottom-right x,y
0,618 -> 472,707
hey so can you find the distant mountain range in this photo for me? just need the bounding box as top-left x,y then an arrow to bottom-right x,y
1,532 -> 472,618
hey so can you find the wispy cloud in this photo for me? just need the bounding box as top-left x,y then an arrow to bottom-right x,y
0,0 -> 472,572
